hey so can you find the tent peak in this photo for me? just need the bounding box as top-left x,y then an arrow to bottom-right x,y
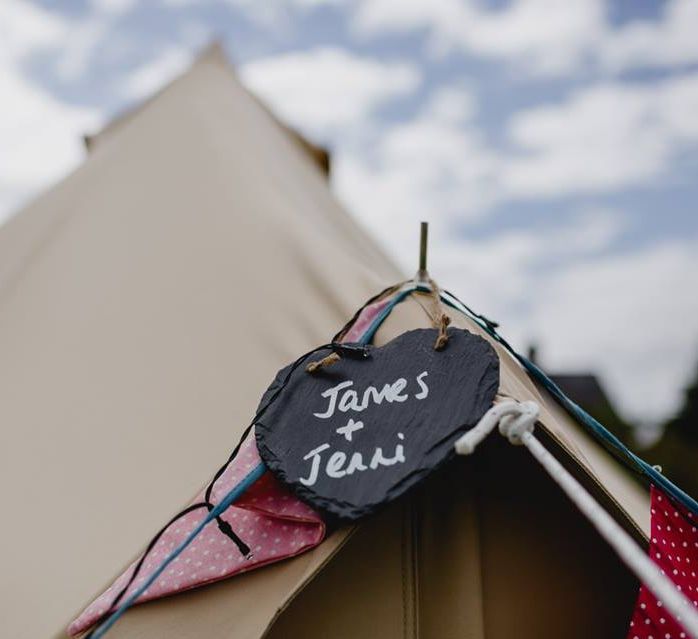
195,40 -> 229,66
82,40 -> 331,174
84,40 -> 226,152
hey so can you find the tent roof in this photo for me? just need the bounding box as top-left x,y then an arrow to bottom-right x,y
0,45 -> 398,639
0,45 -> 651,639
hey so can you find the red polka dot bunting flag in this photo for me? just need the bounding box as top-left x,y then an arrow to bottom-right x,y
627,486 -> 698,639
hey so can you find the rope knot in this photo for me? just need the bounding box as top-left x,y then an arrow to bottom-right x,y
455,400 -> 539,455
498,401 -> 539,445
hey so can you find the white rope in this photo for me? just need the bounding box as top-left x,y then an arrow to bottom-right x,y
455,401 -> 698,638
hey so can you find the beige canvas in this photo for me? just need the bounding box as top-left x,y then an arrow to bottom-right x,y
0,45 -> 398,639
0,45 -> 649,639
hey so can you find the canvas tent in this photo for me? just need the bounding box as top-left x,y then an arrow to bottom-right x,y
0,44 -> 661,639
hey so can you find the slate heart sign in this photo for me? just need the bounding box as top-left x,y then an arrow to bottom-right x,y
255,328 -> 499,520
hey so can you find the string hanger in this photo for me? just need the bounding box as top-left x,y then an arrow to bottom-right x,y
427,279 -> 451,351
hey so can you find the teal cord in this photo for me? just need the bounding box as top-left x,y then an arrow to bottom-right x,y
441,289 -> 698,516
88,463 -> 266,639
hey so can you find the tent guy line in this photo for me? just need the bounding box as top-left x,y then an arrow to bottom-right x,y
456,400 -> 698,638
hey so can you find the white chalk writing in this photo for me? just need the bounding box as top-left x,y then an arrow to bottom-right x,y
313,372 -> 429,420
299,372 -> 429,487
299,433 -> 406,486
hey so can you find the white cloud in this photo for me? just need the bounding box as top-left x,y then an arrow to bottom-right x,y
221,0 -> 291,29
425,212 -> 698,423
541,207 -> 625,255
90,0 -> 137,16
502,73 -> 698,198
259,0 -> 698,76
118,47 -> 192,101
336,73 -> 694,270
290,0 -> 344,6
460,1 -> 603,74
335,86 -> 497,268
240,47 -> 420,139
352,0 -> 464,46
422,86 -> 476,124
352,0 -> 606,75
0,1 -> 101,224
431,208 -> 626,321
55,19 -> 107,82
55,0 -> 137,82
162,0 -> 344,30
0,66 -> 100,196
0,0 -> 67,59
351,0 -> 698,77
601,0 -> 698,72
528,241 -> 698,423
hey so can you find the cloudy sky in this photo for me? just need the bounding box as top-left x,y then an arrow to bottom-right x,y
2,0 -> 698,429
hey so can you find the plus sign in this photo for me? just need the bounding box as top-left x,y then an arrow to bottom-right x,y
336,418 -> 364,442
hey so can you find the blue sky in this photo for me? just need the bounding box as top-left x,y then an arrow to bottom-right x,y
1,0 -> 698,429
